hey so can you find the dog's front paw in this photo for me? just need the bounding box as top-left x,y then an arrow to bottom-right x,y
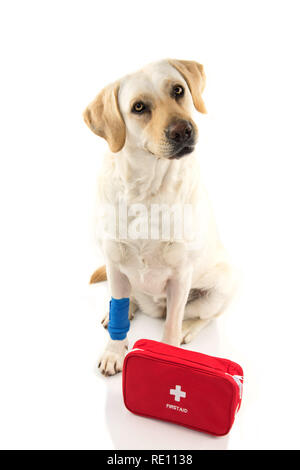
98,351 -> 123,376
98,338 -> 128,376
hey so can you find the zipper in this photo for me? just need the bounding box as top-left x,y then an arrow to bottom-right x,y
128,347 -> 240,385
129,345 -> 226,375
128,347 -> 243,401
128,349 -> 231,382
226,373 -> 243,399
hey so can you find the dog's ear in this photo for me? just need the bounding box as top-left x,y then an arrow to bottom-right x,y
168,59 -> 207,114
83,82 -> 126,153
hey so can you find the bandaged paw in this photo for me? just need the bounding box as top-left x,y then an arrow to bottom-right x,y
107,297 -> 130,340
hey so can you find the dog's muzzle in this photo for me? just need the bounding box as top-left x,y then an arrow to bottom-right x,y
166,119 -> 196,159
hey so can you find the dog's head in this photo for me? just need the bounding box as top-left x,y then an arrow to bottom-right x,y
83,59 -> 207,159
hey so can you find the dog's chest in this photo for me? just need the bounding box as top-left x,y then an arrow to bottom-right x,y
99,154 -> 205,295
108,239 -> 190,296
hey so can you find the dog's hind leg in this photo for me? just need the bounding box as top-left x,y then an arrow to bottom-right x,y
180,289 -> 226,344
181,318 -> 211,344
184,286 -> 232,322
184,262 -> 237,320
180,264 -> 237,344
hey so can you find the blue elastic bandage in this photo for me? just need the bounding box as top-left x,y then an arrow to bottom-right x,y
107,297 -> 130,340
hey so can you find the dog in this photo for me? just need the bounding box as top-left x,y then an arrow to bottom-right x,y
84,59 -> 236,376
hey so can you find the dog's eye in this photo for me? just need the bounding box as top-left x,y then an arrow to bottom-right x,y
172,85 -> 184,97
132,102 -> 146,114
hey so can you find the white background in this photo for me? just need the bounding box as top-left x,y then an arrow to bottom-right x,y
0,0 -> 300,450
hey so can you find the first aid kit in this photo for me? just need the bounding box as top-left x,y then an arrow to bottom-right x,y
122,339 -> 243,436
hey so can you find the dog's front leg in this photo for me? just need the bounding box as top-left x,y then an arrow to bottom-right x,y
98,263 -> 131,376
162,273 -> 192,347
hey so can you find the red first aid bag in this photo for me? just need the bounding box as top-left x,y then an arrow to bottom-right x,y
122,339 -> 243,436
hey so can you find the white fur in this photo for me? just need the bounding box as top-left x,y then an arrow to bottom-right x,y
95,61 -> 236,375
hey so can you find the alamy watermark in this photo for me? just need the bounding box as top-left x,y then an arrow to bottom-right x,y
95,199 -> 203,248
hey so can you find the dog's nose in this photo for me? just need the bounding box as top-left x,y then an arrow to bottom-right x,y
167,120 -> 194,143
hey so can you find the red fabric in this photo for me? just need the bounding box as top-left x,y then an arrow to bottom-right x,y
122,339 -> 243,436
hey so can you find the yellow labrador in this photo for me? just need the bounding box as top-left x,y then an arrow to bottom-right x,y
84,59 -> 236,376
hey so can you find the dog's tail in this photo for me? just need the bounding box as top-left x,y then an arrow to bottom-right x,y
90,265 -> 107,284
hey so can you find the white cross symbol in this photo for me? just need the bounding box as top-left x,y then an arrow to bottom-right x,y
170,385 -> 186,402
